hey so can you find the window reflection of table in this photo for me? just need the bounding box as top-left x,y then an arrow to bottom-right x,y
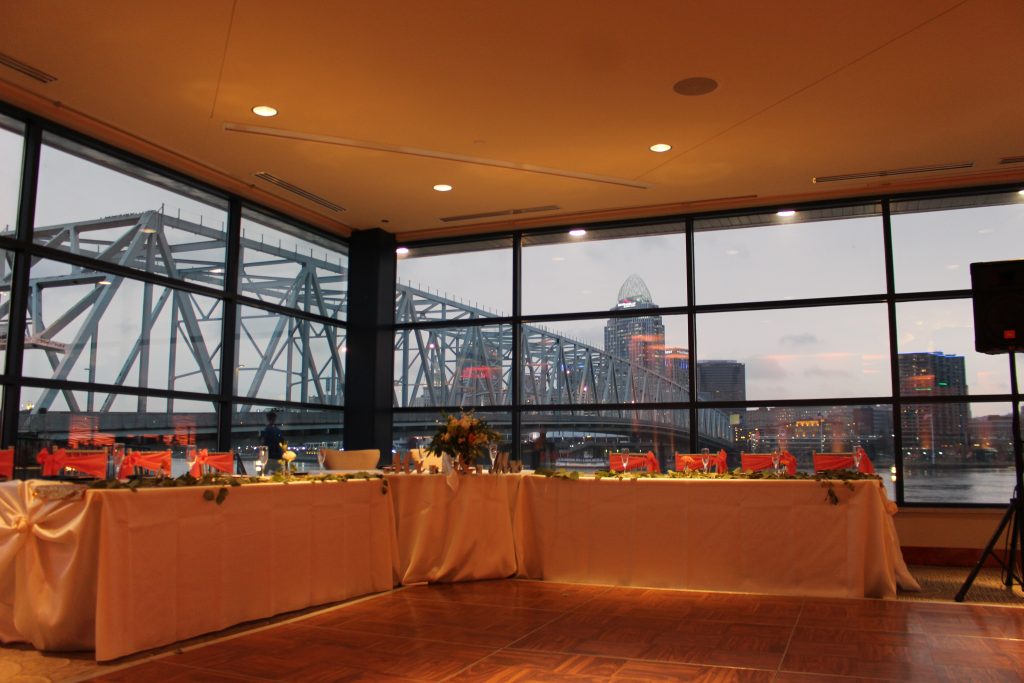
513,476 -> 919,599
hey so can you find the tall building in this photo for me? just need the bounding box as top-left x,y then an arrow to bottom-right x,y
898,352 -> 970,462
697,360 -> 746,403
603,274 -> 665,374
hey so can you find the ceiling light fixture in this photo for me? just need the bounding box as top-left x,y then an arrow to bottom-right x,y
777,210 -> 797,217
251,105 -> 278,117
569,229 -> 587,237
396,247 -> 410,255
649,143 -> 672,153
1018,189 -> 1024,196
433,184 -> 453,192
673,77 -> 718,96
98,279 -> 112,285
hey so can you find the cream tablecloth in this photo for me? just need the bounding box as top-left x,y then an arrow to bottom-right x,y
513,476 -> 920,599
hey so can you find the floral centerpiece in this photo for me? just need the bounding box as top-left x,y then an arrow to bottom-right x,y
426,411 -> 499,472
280,442 -> 297,475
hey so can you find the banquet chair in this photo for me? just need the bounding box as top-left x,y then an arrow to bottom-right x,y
321,448 -> 380,470
120,449 -> 172,478
189,450 -> 235,477
675,449 -> 728,474
60,448 -> 111,479
0,447 -> 13,479
740,451 -> 797,475
609,452 -> 660,473
813,448 -> 875,474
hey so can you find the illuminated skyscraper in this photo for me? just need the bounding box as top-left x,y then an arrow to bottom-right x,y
603,274 -> 665,373
898,351 -> 970,461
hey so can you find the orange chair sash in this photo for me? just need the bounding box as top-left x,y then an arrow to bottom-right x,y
37,448 -> 108,478
119,450 -> 171,478
609,451 -> 660,473
813,448 -> 875,474
740,452 -> 797,475
189,449 -> 234,477
0,447 -> 13,479
675,450 -> 727,473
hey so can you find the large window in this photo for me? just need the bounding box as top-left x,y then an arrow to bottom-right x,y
0,115 -> 23,236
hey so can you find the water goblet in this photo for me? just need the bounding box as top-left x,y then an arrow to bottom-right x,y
620,453 -> 630,474
488,443 -> 498,473
701,448 -> 711,474
185,445 -> 198,477
257,445 -> 269,476
317,448 -> 326,473
852,449 -> 863,471
771,450 -> 781,473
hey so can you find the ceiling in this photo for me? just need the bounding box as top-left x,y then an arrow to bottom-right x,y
1,0 -> 1023,242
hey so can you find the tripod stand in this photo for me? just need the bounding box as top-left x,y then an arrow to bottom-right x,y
956,353 -> 1024,601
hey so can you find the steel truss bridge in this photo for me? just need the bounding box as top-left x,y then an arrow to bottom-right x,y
4,210 -> 731,454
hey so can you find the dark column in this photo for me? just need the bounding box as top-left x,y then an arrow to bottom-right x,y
343,228 -> 396,459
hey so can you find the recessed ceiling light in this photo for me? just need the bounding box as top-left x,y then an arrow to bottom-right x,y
251,105 -> 278,117
777,210 -> 797,217
396,247 -> 410,255
1019,189 -> 1024,196
433,184 -> 453,192
673,77 -> 718,96
569,228 -> 587,237
649,143 -> 672,153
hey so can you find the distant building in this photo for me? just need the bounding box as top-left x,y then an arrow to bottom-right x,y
898,352 -> 970,462
697,360 -> 746,403
603,274 -> 665,374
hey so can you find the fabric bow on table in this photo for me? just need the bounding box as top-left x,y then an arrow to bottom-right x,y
609,452 -> 660,473
37,448 -> 107,478
675,449 -> 728,474
188,450 -> 234,477
118,451 -> 171,479
813,447 -> 876,474
740,452 -> 798,475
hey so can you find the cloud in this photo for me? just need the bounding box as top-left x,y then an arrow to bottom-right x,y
803,367 -> 851,378
779,333 -> 819,347
747,357 -> 787,379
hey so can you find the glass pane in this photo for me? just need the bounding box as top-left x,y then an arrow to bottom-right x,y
396,238 -> 512,318
0,247 -> 11,340
236,305 -> 346,405
697,304 -> 891,400
891,192 -> 1024,293
0,115 -> 24,236
522,227 -> 685,315
897,299 -> 1012,396
719,404 -> 896,499
34,133 -> 228,288
393,410 -> 512,468
521,314 -> 689,405
240,208 -> 348,321
17,388 -> 217,477
22,258 -> 222,395
694,205 -> 885,305
394,324 -> 512,407
521,408 -> 689,472
902,401 -> 1015,504
232,403 -> 344,472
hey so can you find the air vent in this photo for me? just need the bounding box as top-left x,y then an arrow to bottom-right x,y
254,172 -> 345,212
812,162 -> 973,184
999,155 -> 1024,165
0,53 -> 57,83
440,205 -> 560,223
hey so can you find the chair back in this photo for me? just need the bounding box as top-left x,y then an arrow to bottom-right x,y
322,448 -> 380,470
813,448 -> 875,474
740,451 -> 797,475
61,448 -> 110,478
0,447 -> 13,479
675,450 -> 727,473
609,452 -> 659,473
122,450 -> 172,478
190,450 -> 234,477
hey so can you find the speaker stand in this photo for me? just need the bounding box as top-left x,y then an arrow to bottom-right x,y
956,353 -> 1024,601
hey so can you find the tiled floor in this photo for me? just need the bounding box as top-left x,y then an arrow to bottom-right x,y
56,579 -> 1024,682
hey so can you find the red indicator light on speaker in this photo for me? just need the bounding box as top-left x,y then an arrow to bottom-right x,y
1004,330 -> 1017,340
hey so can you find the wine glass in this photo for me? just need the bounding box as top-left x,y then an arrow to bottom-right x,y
701,448 -> 711,473
852,448 -> 863,471
185,445 -> 198,477
111,443 -> 125,480
488,443 -> 498,473
620,453 -> 630,474
317,447 -> 326,473
771,450 -> 781,473
257,445 -> 269,476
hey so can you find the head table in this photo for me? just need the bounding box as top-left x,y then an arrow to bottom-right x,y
0,472 -> 918,661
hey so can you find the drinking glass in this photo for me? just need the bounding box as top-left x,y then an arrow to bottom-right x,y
317,448 -> 326,472
489,443 -> 498,472
111,443 -> 125,480
620,453 -> 630,473
701,448 -> 711,473
186,445 -> 198,476
771,450 -> 781,473
852,449 -> 863,471
257,446 -> 269,476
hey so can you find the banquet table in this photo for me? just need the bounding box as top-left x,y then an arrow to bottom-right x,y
513,476 -> 920,599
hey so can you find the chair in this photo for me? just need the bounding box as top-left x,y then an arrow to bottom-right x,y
119,450 -> 172,478
0,447 -> 13,479
36,447 -> 109,478
189,450 -> 235,477
609,451 -> 660,473
740,451 -> 797,475
813,447 -> 875,474
675,449 -> 727,474
321,448 -> 380,470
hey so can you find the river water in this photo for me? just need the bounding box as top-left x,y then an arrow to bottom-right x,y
898,466 -> 1019,505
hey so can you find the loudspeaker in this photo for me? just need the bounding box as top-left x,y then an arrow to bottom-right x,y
971,259 -> 1024,354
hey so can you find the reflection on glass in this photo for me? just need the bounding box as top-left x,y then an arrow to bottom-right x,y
694,207 -> 885,305
0,116 -> 25,237
891,193 -> 1024,293
397,239 -> 512,318
520,314 -> 688,405
17,388 -> 217,476
240,209 -> 348,321
902,401 -> 1015,504
522,229 -> 685,315
233,403 -> 344,471
34,134 -> 228,289
697,304 -> 891,401
235,305 -> 345,405
22,258 -> 222,395
394,411 -> 512,469
394,324 -> 512,407
521,409 -> 691,472
897,299 -> 1012,396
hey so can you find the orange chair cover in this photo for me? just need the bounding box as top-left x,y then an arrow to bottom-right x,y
189,450 -> 234,477
813,447 -> 875,474
0,448 -> 12,479
741,452 -> 797,475
609,451 -> 660,473
37,448 -> 108,478
675,450 -> 728,474
118,450 -> 171,479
